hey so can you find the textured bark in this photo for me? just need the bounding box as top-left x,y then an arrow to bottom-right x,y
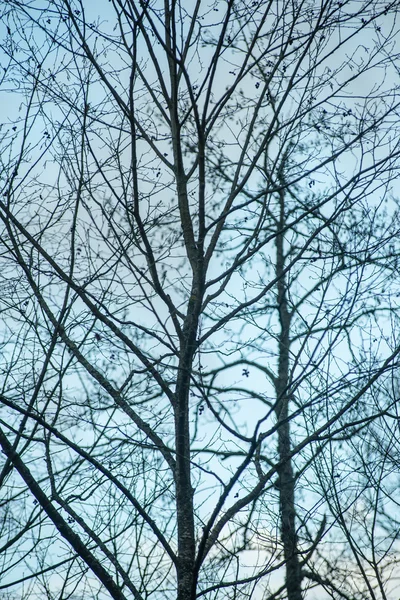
175,294 -> 199,600
164,3 -> 199,594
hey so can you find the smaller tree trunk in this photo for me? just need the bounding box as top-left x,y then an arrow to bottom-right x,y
275,188 -> 303,600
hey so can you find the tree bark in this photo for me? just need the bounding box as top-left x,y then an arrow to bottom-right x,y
175,293 -> 199,600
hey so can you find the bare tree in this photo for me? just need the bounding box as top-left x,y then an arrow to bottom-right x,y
1,1 -> 400,599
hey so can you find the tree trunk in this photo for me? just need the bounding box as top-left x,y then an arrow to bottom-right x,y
175,289 -> 202,600
275,189 -> 303,600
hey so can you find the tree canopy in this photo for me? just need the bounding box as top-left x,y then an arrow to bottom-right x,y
1,1 -> 400,599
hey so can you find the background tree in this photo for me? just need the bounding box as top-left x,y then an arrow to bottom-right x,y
1,1 -> 400,599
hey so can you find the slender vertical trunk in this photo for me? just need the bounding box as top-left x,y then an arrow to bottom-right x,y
174,395 -> 195,600
164,3 -> 198,595
175,286 -> 202,600
276,419 -> 302,600
275,190 -> 303,600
